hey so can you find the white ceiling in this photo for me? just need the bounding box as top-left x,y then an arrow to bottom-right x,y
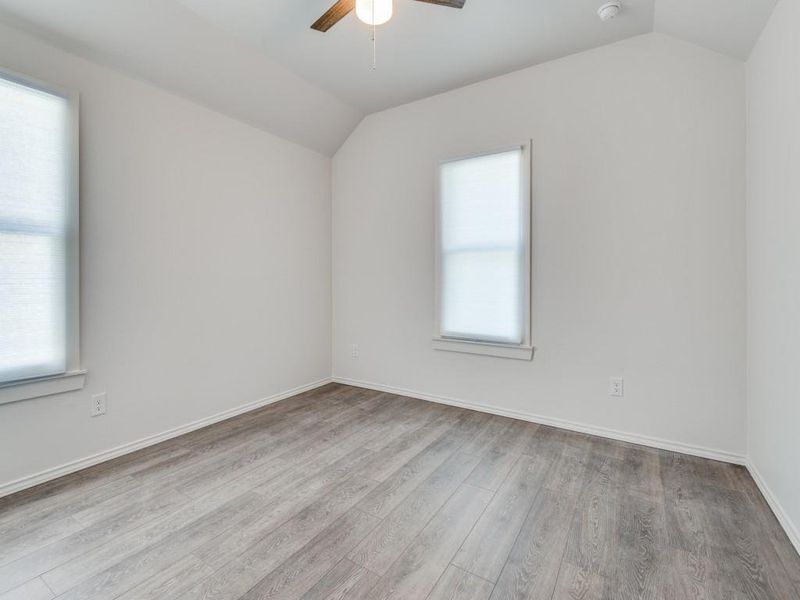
654,0 -> 776,60
176,0 -> 656,113
0,0 -> 361,155
0,0 -> 777,154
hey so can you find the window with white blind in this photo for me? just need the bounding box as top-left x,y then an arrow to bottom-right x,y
0,69 -> 82,403
434,143 -> 533,360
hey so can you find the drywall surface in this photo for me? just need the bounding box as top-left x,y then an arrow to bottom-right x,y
0,22 -> 332,489
333,33 -> 747,458
746,0 -> 800,548
0,0 -> 362,155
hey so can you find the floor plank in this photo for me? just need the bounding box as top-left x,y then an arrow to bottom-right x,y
427,565 -> 494,600
0,578 -> 53,600
348,452 -> 481,575
299,558 -> 379,600
238,509 -> 379,600
464,450 -> 519,492
114,555 -> 213,600
559,450 -> 623,585
176,475 -> 379,600
367,484 -> 493,600
39,486 -> 264,593
490,489 -> 575,600
452,454 -> 552,582
550,561 -> 607,600
356,432 -> 467,519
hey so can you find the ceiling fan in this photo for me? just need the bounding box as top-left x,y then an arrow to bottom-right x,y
311,0 -> 466,32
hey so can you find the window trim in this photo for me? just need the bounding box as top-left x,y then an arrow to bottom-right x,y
433,141 -> 533,360
0,66 -> 82,403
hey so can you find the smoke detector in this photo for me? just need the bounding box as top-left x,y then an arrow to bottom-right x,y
597,1 -> 621,21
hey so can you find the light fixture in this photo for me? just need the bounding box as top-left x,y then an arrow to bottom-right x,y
597,1 -> 621,21
356,0 -> 393,26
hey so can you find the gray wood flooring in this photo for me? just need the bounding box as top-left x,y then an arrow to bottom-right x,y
1,383 -> 798,599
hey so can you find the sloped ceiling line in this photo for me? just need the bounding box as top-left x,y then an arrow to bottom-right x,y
0,0 -> 777,155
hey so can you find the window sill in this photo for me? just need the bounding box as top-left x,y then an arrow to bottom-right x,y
0,370 -> 86,406
433,338 -> 534,360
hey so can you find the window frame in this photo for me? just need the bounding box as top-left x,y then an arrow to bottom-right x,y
0,66 -> 83,405
433,141 -> 534,360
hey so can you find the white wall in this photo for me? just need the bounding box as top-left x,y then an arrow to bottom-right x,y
333,33 -> 747,458
0,22 -> 332,490
746,0 -> 800,546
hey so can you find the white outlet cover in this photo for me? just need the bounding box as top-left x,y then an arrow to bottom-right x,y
91,392 -> 107,416
609,377 -> 624,397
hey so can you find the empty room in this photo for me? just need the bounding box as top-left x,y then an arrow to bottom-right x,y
0,0 -> 798,598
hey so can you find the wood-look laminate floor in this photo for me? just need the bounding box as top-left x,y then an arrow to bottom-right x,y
1,384 -> 798,600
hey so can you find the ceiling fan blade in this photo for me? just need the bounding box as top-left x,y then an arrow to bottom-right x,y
413,0 -> 466,8
311,0 -> 355,31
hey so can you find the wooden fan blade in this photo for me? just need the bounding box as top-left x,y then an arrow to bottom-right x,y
311,0 -> 355,31
414,0 -> 465,8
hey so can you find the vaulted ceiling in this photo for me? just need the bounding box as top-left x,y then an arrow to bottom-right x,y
0,0 -> 777,154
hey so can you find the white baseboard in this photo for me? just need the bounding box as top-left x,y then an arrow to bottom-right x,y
332,376 -> 747,465
746,460 -> 800,556
0,377 -> 332,499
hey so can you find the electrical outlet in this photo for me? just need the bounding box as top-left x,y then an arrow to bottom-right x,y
351,344 -> 359,359
90,392 -> 107,417
609,377 -> 624,397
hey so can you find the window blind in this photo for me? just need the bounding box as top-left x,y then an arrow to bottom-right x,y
0,75 -> 70,384
439,147 -> 527,345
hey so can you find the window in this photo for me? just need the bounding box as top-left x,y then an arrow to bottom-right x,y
434,143 -> 533,360
0,69 -> 82,403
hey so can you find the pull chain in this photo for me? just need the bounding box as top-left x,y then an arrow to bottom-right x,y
371,3 -> 377,69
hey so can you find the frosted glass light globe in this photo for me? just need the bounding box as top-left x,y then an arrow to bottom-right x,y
356,0 -> 393,25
